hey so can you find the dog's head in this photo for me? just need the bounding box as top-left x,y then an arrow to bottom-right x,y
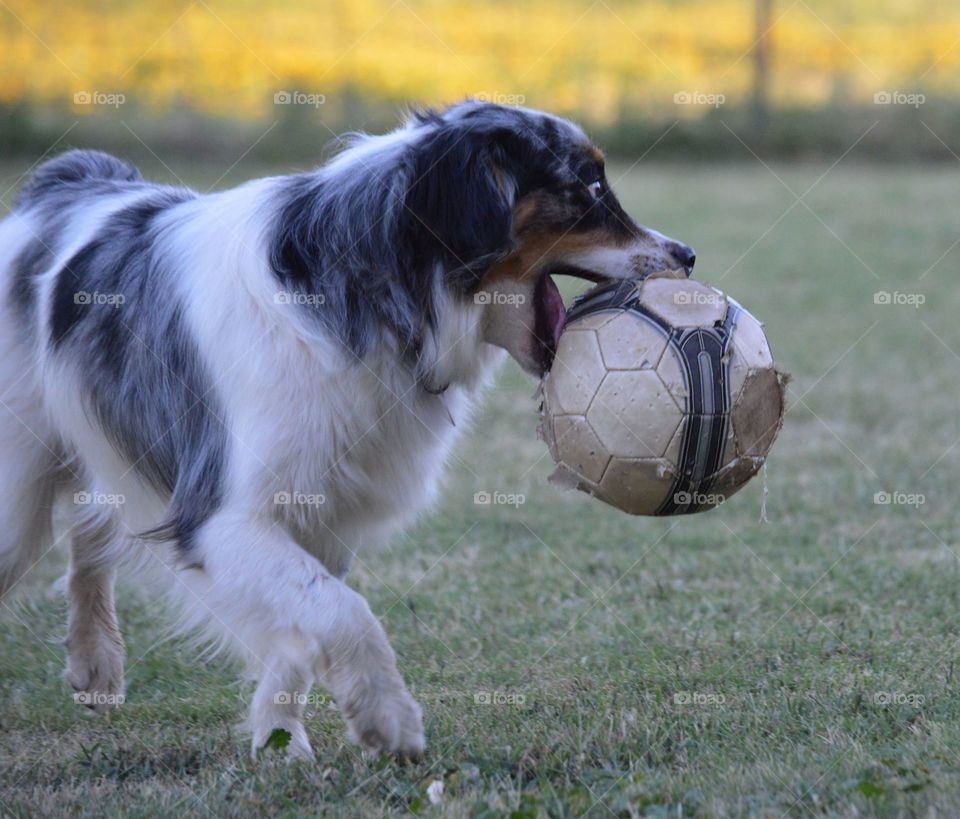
403,100 -> 695,377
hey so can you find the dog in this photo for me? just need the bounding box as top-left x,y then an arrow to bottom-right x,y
0,101 -> 694,759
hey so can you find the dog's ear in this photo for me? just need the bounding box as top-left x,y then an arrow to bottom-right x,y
403,124 -> 516,289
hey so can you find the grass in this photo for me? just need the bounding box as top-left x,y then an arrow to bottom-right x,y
1,156 -> 959,817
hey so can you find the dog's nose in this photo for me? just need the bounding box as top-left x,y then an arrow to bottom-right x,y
669,242 -> 696,273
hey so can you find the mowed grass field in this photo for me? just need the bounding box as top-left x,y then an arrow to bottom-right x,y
1,156 -> 959,817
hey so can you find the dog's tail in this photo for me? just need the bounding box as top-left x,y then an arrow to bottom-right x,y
15,149 -> 142,210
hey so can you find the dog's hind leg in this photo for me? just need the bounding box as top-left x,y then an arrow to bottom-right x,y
64,495 -> 126,713
0,368 -> 63,600
0,434 -> 60,599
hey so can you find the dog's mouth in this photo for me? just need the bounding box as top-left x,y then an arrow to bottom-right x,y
532,265 -> 613,373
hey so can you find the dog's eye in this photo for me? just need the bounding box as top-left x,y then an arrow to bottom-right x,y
587,179 -> 605,199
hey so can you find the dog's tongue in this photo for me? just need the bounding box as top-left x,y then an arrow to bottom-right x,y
541,274 -> 566,346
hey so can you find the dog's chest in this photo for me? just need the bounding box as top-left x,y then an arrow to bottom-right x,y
270,370 -> 478,564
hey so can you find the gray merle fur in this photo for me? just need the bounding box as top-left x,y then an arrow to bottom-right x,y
20,150 -> 225,552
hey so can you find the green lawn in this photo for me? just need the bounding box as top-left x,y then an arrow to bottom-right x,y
2,158 -> 959,817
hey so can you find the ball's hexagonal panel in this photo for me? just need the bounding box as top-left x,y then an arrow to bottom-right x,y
595,311 -> 668,371
655,345 -> 688,411
566,310 -> 619,332
597,457 -> 674,515
641,278 -> 728,328
731,367 -> 785,457
552,414 -> 612,484
731,306 -> 774,372
706,455 -> 765,502
586,370 -> 683,458
547,328 -> 606,415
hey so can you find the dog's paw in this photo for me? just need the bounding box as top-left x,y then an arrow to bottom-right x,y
251,721 -> 314,761
344,683 -> 425,760
65,636 -> 125,714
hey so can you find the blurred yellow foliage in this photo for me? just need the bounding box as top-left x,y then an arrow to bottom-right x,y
1,0 -> 956,120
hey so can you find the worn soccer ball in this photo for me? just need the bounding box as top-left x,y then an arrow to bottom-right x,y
539,273 -> 786,516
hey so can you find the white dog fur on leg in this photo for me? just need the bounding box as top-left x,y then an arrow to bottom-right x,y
173,510 -> 424,759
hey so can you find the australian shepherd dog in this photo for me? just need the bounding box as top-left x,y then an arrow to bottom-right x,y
0,101 -> 694,758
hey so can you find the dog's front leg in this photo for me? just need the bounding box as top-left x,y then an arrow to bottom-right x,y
249,646 -> 316,759
182,509 -> 424,760
313,586 -> 424,760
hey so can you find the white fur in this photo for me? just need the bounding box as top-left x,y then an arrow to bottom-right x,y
0,172 -> 502,760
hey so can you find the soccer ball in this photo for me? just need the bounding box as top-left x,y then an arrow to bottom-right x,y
538,273 -> 786,516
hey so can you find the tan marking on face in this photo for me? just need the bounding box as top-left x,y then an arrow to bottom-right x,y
511,189 -> 581,234
511,192 -> 549,233
486,190 -> 635,286
587,145 -> 605,166
484,228 -> 618,286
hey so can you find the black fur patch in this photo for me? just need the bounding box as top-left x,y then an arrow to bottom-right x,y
270,171 -> 426,358
268,102 -> 593,364
49,189 -> 226,551
10,238 -> 53,318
